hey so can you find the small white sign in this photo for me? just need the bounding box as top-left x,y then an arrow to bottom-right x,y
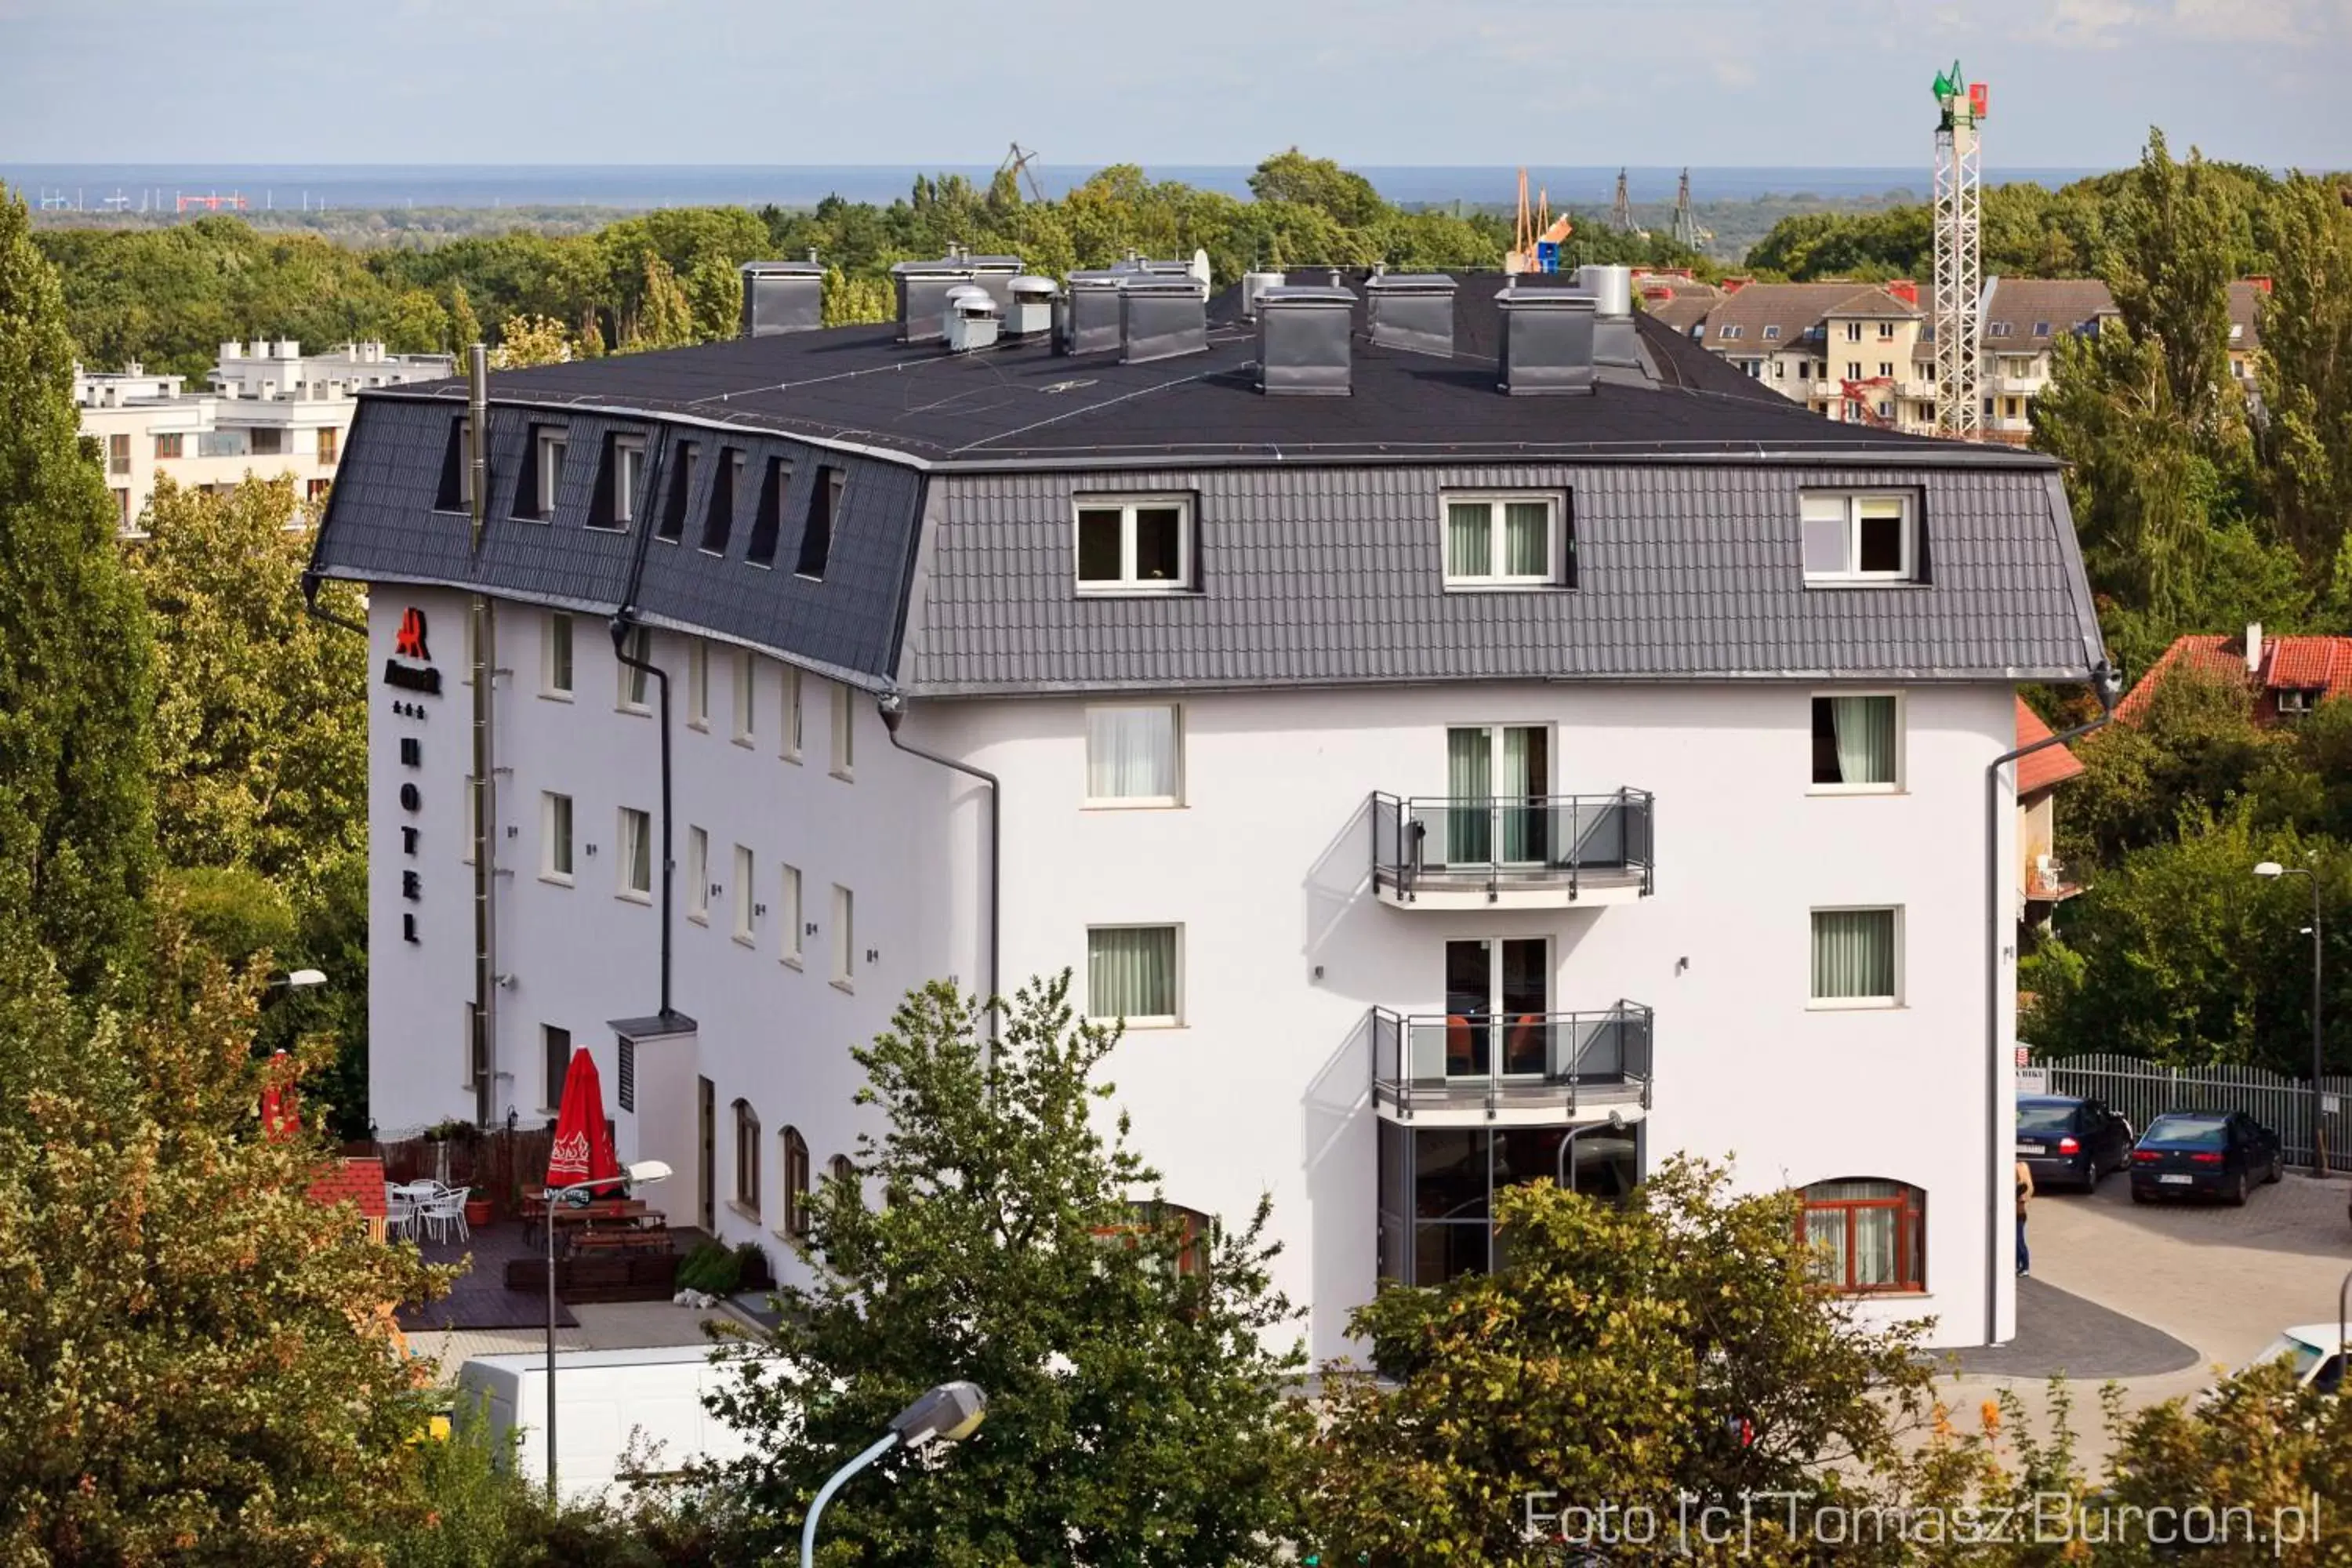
2325,1094 -> 2343,1116
2016,1068 -> 2050,1095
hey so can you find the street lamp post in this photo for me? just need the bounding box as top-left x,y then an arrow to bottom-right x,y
801,1381 -> 988,1568
2255,862 -> 2328,1176
1556,1109 -> 1627,1194
543,1158 -> 671,1501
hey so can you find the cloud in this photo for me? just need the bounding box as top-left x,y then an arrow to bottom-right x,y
2020,0 -> 2347,45
2023,0 -> 2147,47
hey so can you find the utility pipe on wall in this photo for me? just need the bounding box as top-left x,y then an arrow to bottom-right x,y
1984,662 -> 2118,1345
877,692 -> 999,1033
466,343 -> 500,1126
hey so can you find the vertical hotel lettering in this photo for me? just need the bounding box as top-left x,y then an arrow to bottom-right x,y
384,608 -> 441,942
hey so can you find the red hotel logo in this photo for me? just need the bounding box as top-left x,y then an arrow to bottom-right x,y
394,607 -> 430,661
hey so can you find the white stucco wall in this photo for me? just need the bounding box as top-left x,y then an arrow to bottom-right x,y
368,589 -> 2020,1359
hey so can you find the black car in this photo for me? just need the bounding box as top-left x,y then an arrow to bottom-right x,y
2129,1110 -> 2285,1206
2016,1095 -> 2134,1190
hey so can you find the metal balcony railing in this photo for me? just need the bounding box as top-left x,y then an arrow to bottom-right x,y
1370,1004 -> 1654,1120
1371,789 -> 1653,902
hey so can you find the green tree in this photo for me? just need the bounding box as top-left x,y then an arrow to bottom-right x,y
627,252 -> 696,351
2102,129 -> 2242,436
1248,149 -> 1388,230
709,974 -> 1311,1567
2057,661 -> 2285,867
380,287 -> 452,355
1307,1160 -> 1933,1567
2254,175 -> 2352,565
0,183 -> 156,992
490,313 -> 576,368
448,281 -> 484,352
0,916 -> 448,1563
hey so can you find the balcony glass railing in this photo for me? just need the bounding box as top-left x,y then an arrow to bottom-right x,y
1370,1004 -> 1653,1118
1372,789 -> 1653,901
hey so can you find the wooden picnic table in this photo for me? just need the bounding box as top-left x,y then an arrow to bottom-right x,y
519,1197 -> 662,1250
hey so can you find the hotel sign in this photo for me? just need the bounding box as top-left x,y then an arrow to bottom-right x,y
385,607 -> 438,944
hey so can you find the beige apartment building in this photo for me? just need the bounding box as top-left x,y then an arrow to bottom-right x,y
76,339 -> 453,533
1651,271 -> 2271,441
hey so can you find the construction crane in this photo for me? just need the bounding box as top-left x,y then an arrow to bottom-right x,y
1507,169 -> 1574,274
1610,169 -> 1632,232
1933,63 -> 1986,438
996,142 -> 1047,204
1670,169 -> 1705,250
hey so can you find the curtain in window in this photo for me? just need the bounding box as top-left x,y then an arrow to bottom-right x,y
1802,1207 -> 1848,1283
1829,696 -> 1895,785
1444,728 -> 1492,866
1090,927 -> 1177,1019
1502,501 -> 1550,578
1498,726 -> 1542,863
1446,502 -> 1491,579
1087,707 -> 1178,800
1812,910 -> 1895,998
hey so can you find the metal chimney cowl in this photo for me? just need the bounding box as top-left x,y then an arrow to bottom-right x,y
1257,285 -> 1356,396
891,259 -> 979,343
1119,276 -> 1208,364
739,260 -> 826,339
1497,286 -> 1599,396
1365,273 -> 1457,357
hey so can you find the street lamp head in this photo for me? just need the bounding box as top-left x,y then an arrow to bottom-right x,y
288,967 -> 328,988
890,1381 -> 987,1449
2255,861 -> 2287,878
623,1160 -> 673,1186
1606,1109 -> 1625,1129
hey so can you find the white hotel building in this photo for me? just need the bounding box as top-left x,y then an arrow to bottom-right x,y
308,262 -> 2108,1358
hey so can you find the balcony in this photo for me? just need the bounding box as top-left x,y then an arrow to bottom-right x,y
1371,790 -> 1653,909
1370,1004 -> 1653,1126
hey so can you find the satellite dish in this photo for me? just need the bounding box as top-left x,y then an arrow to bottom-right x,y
1189,248 -> 1212,295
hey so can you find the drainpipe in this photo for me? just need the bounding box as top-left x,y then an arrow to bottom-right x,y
877,691 -> 999,1033
466,345 -> 501,1128
1984,661 -> 2118,1344
611,618 -> 677,1021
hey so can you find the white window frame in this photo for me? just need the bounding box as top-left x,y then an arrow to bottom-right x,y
541,611 -> 574,700
781,666 -> 803,764
830,884 -> 855,992
1843,321 -> 1863,342
1085,924 -> 1184,1029
612,434 -> 645,525
541,1023 -> 570,1114
616,626 -> 652,714
686,640 -> 710,731
1808,691 -> 1905,795
1877,321 -> 1896,340
1073,495 -> 1194,594
539,791 -> 574,886
732,844 -> 757,946
1083,704 -> 1184,808
1809,906 -> 1904,1010
732,648 -> 757,747
779,863 -> 803,968
1441,493 -> 1565,590
829,680 -> 854,781
617,807 -> 653,903
1801,491 -> 1917,585
533,428 -> 566,520
686,826 -> 710,924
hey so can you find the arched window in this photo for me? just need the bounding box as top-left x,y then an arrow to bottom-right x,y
731,1099 -> 760,1216
781,1126 -> 811,1238
1798,1179 -> 1925,1294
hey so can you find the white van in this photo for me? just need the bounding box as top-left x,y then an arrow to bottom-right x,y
2245,1325 -> 2348,1396
456,1345 -> 760,1501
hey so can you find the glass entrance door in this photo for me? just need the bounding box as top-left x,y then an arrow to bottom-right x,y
1443,725 -> 1550,866
1443,938 -> 1549,1080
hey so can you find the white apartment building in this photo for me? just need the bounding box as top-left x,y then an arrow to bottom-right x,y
310,263 -> 2107,1359
77,339 -> 453,532
1661,272 -> 2272,441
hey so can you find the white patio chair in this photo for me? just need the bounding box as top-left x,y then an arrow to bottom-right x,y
416,1186 -> 469,1245
384,1183 -> 419,1240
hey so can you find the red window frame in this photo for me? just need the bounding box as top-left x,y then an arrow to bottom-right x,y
1798,1181 -> 1926,1294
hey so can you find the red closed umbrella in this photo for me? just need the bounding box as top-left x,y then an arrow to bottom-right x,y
545,1046 -> 621,1193
260,1050 -> 300,1142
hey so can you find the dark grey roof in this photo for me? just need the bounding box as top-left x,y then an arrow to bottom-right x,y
309,272 -> 2100,699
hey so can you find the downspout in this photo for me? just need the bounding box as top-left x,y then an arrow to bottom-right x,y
1984,660 -> 2118,1344
466,343 -> 500,1127
877,691 -> 999,1035
612,619 -> 677,1021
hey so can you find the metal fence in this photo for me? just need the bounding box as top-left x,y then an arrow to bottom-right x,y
2028,1051 -> 2352,1172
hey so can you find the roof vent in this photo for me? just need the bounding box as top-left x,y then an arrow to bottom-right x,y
1257,285 -> 1355,396
1365,273 -> 1457,356
945,289 -> 1001,354
956,254 -> 1025,308
1120,275 -> 1208,364
1497,285 -> 1598,395
1574,264 -> 1639,368
891,259 -> 978,343
1060,270 -> 1128,355
739,260 -> 826,339
1240,269 -> 1285,319
1007,275 -> 1058,338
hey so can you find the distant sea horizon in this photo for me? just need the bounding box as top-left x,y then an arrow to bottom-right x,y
5,162 -> 2114,213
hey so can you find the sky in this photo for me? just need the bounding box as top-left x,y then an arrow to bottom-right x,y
2,0 -> 2346,170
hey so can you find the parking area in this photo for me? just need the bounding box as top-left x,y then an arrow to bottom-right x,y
1935,1169 -> 2350,1465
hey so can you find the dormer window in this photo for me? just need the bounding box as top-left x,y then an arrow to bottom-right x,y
532,428 -> 566,520
1719,325 -> 1743,340
1762,325 -> 1781,340
2278,688 -> 2320,716
1076,496 -> 1192,593
2032,321 -> 2052,337
1988,321 -> 2013,338
612,435 -> 644,525
1443,494 -> 1572,590
1802,491 -> 1918,584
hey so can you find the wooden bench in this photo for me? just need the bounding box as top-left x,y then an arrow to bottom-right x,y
569,1227 -> 674,1256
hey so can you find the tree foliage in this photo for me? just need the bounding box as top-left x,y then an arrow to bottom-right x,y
1306,1160 -> 1931,1566
0,183 -> 156,994
708,973 -> 1311,1567
0,916 -> 448,1564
